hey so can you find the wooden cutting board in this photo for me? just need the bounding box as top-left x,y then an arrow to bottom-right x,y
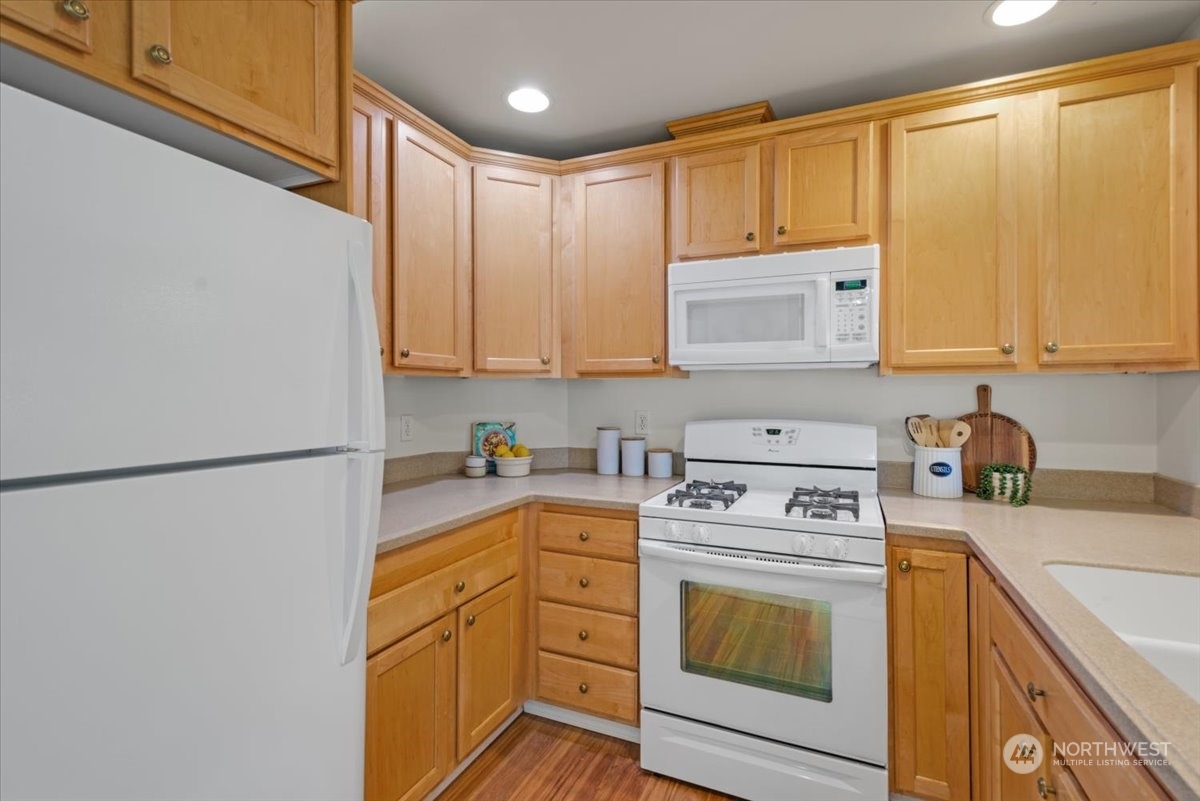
958,384 -> 1037,491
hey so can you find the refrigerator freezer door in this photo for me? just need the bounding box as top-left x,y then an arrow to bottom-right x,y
0,85 -> 378,482
0,454 -> 373,801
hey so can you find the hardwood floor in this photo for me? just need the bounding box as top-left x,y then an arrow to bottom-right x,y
439,714 -> 740,801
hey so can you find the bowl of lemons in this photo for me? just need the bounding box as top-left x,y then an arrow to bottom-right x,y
492,442 -> 533,477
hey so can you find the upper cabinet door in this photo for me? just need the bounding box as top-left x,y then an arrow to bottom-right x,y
0,0 -> 92,52
349,92 -> 391,371
473,165 -> 554,374
773,122 -> 874,247
888,98 -> 1019,369
1038,66 -> 1198,366
130,0 -> 339,166
392,121 -> 471,373
672,144 -> 761,259
572,162 -> 666,374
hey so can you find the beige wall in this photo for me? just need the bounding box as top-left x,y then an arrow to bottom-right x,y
1156,371 -> 1200,484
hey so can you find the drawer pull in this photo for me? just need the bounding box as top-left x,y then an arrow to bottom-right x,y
466,614 -> 476,626
579,577 -> 590,588
441,629 -> 452,642
61,0 -> 90,21
578,629 -> 589,641
147,44 -> 172,65
578,531 -> 589,541
1037,777 -> 1057,798
578,682 -> 589,694
454,580 -> 466,593
1026,681 -> 1046,702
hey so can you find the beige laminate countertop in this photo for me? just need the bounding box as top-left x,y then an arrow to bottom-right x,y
882,491 -> 1200,800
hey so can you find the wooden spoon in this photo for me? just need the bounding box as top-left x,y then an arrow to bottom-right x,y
948,420 -> 972,448
938,419 -> 957,449
905,417 -> 926,445
921,418 -> 939,448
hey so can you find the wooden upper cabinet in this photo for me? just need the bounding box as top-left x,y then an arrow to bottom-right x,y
672,143 -> 761,259
772,122 -> 874,247
130,0 -> 339,166
392,121 -> 471,372
473,165 -> 555,374
1037,66 -> 1198,366
349,91 -> 392,371
889,546 -> 969,801
0,0 -> 92,52
457,578 -> 520,760
888,98 -> 1019,370
571,162 -> 666,374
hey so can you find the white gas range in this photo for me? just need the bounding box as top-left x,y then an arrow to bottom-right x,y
638,419 -> 888,801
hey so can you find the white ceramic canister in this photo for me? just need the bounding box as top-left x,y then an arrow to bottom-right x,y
597,426 -> 621,475
912,446 -> 963,499
621,436 -> 646,477
464,454 -> 486,478
647,448 -> 673,479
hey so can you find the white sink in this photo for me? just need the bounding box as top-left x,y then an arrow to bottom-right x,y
1045,563 -> 1200,702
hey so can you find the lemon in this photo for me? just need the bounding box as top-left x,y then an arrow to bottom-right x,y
493,443 -> 511,457
513,444 -> 530,457
498,452 -> 515,459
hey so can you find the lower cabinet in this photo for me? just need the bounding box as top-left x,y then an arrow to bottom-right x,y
457,579 -> 520,759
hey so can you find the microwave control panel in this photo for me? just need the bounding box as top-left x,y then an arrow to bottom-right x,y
833,277 -> 872,345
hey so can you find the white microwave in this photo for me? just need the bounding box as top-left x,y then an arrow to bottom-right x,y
667,244 -> 880,370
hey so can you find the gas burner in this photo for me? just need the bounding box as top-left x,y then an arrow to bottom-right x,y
666,480 -> 748,510
786,486 -> 860,521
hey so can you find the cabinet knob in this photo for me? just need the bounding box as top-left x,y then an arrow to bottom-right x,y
466,614 -> 476,626
61,0 -> 89,21
898,559 -> 911,573
454,580 -> 466,593
1044,341 -> 1059,354
540,355 -> 551,365
578,531 -> 589,541
579,577 -> 589,588
777,225 -> 787,236
1026,681 -> 1046,702
379,346 -> 384,356
651,354 -> 661,364
745,232 -> 756,242
147,44 -> 172,65
441,629 -> 452,642
399,348 -> 410,358
578,682 -> 589,694
1001,343 -> 1015,355
578,629 -> 589,641
1037,777 -> 1057,798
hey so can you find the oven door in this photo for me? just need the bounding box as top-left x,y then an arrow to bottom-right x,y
668,275 -> 829,368
639,540 -> 887,766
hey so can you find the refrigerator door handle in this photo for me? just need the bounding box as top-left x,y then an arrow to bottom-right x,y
337,450 -> 383,665
347,237 -> 384,452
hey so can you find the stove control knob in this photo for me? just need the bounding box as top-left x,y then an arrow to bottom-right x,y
691,524 -> 711,544
826,538 -> 848,560
791,534 -> 814,555
665,521 -> 684,541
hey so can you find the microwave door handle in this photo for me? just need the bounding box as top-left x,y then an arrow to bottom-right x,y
813,277 -> 830,350
638,540 -> 886,585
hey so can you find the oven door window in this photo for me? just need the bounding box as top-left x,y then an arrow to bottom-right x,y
681,581 -> 832,702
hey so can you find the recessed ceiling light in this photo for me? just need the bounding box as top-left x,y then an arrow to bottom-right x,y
507,87 -> 550,113
987,0 -> 1057,26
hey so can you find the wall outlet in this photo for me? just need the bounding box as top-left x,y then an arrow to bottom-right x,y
634,410 -> 650,436
400,415 -> 414,442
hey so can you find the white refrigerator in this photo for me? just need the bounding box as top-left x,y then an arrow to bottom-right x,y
0,85 -> 384,800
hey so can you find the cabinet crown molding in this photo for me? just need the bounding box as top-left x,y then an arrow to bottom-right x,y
665,100 -> 776,139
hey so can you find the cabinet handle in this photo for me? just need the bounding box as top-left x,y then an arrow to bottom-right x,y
651,354 -> 661,364
745,232 -> 756,242
578,682 -> 589,694
61,0 -> 89,21
441,629 -> 452,642
579,577 -> 590,588
898,559 -> 911,573
454,580 -> 466,593
578,531 -> 589,541
540,355 -> 551,365
466,614 -> 476,626
1037,777 -> 1057,798
1026,681 -> 1046,702
147,44 -> 172,65
578,629 -> 589,641
1044,341 -> 1059,354
379,346 -> 384,356
1001,343 -> 1015,355
399,348 -> 410,358
777,225 -> 787,236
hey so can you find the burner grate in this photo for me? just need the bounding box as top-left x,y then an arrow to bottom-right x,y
666,480 -> 748,510
785,486 -> 861,521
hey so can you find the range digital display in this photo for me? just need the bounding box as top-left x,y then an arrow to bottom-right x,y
765,428 -> 782,436
836,279 -> 867,291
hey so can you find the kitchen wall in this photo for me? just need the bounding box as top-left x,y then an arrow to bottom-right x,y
1156,371 -> 1200,484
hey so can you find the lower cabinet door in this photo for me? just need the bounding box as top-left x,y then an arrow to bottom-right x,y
457,578 -> 520,760
365,612 -> 457,801
988,649 -> 1054,801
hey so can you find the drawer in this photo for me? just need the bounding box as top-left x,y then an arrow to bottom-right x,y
539,511 -> 637,562
539,601 -> 637,670
368,538 -> 518,656
537,650 -> 638,724
989,585 -> 1169,801
539,551 -> 637,615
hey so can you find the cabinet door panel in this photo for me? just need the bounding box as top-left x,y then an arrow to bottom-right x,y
349,93 -> 392,371
988,649 -> 1053,801
573,162 -> 666,373
773,122 -> 874,246
365,612 -> 456,801
672,144 -> 760,258
888,99 -> 1018,369
393,122 -> 471,371
1039,66 -> 1197,364
473,165 -> 554,373
0,0 -> 92,51
457,578 -> 519,760
130,0 -> 338,165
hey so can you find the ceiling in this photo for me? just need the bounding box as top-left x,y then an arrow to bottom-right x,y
354,0 -> 1200,160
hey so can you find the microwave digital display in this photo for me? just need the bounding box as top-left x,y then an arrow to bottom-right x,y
836,279 -> 867,291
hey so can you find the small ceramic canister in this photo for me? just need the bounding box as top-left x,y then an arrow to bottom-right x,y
647,448 -> 673,479
597,426 -> 621,475
464,454 -> 486,478
620,436 -> 646,477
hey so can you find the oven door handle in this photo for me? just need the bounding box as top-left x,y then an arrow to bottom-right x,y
638,540 -> 887,586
